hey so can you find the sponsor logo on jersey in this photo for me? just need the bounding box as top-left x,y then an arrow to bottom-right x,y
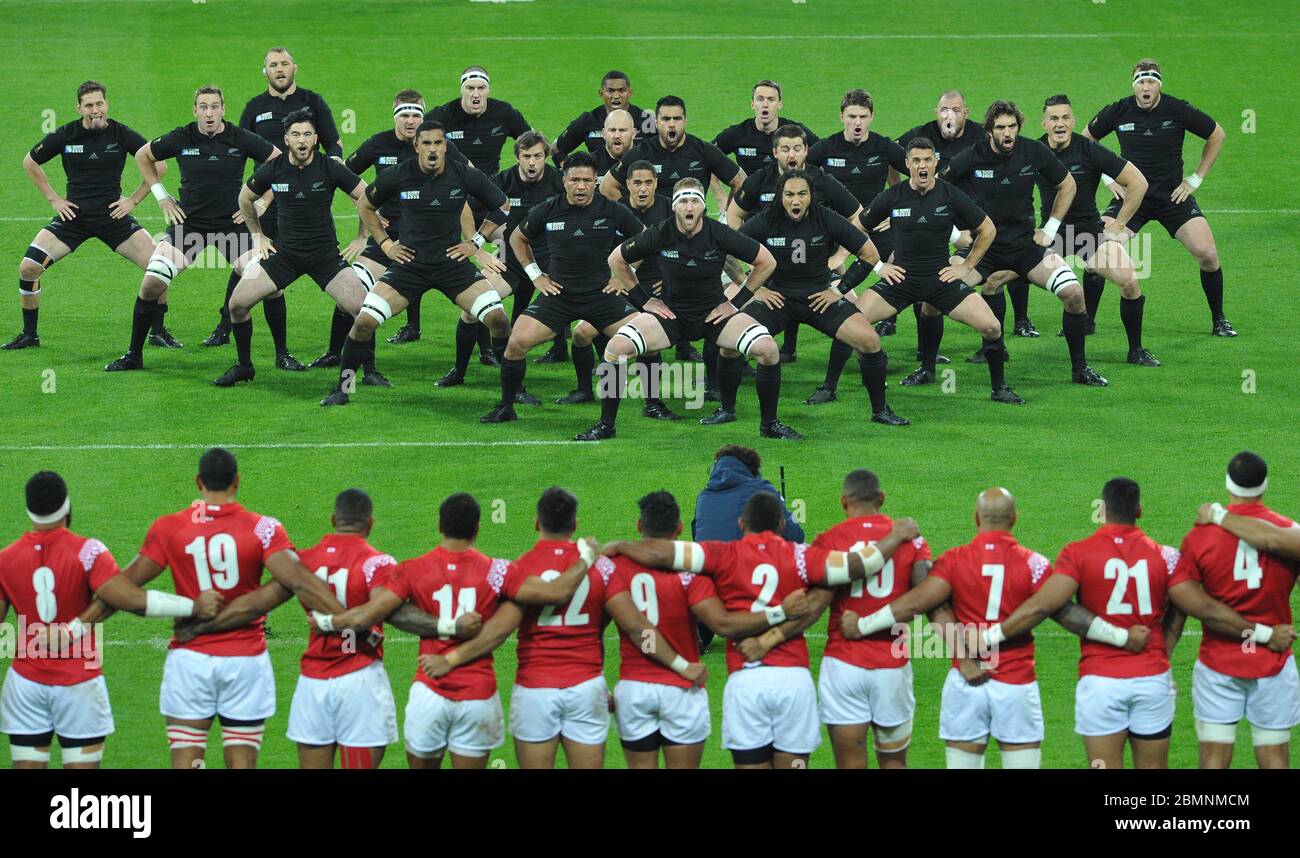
588,130 -> 603,139
447,131 -> 464,139
917,216 -> 928,223
760,193 -> 774,202
64,145 -> 84,154
738,148 -> 757,157
272,183 -> 290,192
891,208 -> 911,217
766,237 -> 787,247
1161,120 -> 1174,128
573,228 -> 585,236
378,156 -> 398,165
867,155 -> 881,165
471,138 -> 482,145
104,143 -> 118,152
826,158 -> 846,167
811,234 -> 824,244
975,169 -> 994,179
89,153 -> 98,159
1019,165 -> 1035,175
208,155 -> 219,161
546,221 -> 565,231
256,111 -> 274,123
429,199 -> 441,206
661,249 -> 679,258
294,191 -> 305,198
1000,178 -> 1012,184
400,190 -> 421,200
688,160 -> 701,170
594,218 -> 607,226
1143,129 -> 1154,136
508,197 -> 522,206
490,127 -> 502,136
181,148 -> 201,156
1118,123 -> 1136,132
685,259 -> 697,266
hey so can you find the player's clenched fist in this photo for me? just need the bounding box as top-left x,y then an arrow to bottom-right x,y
194,590 -> 225,620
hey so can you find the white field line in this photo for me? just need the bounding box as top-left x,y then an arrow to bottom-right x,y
446,33 -> 1291,42
0,440 -> 585,452
0,209 -> 1294,223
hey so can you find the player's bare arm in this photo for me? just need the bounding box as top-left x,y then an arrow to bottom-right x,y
424,600 -> 526,678
1168,580 -> 1294,651
320,587 -> 404,633
605,592 -> 706,686
1105,163 -> 1149,233
23,152 -> 77,221
598,171 -> 624,201
1035,173 -> 1075,246
264,549 -> 346,614
1162,603 -> 1187,658
508,224 -> 561,295
135,143 -> 186,225
1196,504 -> 1300,560
93,574 -> 224,620
841,572 -> 949,640
690,588 -> 812,640
508,545 -> 597,605
737,588 -> 833,663
1172,123 -> 1224,204
238,184 -> 274,257
941,216 -> 995,282
179,580 -> 292,640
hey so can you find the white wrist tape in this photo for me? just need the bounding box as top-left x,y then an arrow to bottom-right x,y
981,623 -> 1007,648
872,260 -> 885,275
1100,173 -> 1115,187
470,232 -> 486,249
764,605 -> 786,626
437,616 -> 458,637
1042,217 -> 1061,240
1185,173 -> 1203,190
1253,623 -> 1274,645
145,590 -> 196,618
851,545 -> 885,580
312,611 -> 334,633
858,605 -> 896,637
1086,616 -> 1129,648
672,541 -> 705,573
525,262 -> 543,283
1209,502 -> 1228,526
949,226 -> 961,243
150,182 -> 169,202
577,540 -> 597,567
670,655 -> 689,675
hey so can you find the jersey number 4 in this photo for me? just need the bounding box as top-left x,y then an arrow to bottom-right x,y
184,534 -> 240,591
537,570 -> 591,627
1233,540 -> 1263,590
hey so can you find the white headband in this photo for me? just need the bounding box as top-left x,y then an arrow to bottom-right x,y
393,103 -> 424,117
672,189 -> 706,206
461,71 -> 489,86
1132,69 -> 1162,84
27,495 -> 70,525
1226,474 -> 1267,498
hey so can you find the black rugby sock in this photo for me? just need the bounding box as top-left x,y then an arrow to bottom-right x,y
1082,271 -> 1105,325
719,355 -> 743,413
823,340 -> 853,389
984,291 -> 1007,347
1120,295 -> 1145,352
511,280 -> 534,324
984,339 -> 1006,390
220,271 -> 239,329
1062,310 -> 1088,372
328,307 -> 351,355
1008,280 -> 1030,323
129,297 -> 157,357
22,307 -> 38,337
859,350 -> 888,413
263,295 -> 289,354
500,357 -> 526,407
920,312 -> 944,374
703,341 -> 719,390
599,360 -> 624,427
151,301 -> 168,334
779,320 -> 799,356
1200,268 -> 1225,320
405,292 -> 423,331
453,320 -> 478,376
572,343 -> 596,394
755,362 -> 781,424
233,319 -> 254,366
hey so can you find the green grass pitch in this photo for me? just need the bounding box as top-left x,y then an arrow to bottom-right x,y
1,0 -> 1297,768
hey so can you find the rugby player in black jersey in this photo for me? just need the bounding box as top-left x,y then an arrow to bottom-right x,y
338,92 -> 483,355
561,160 -> 678,420
7,81 -> 167,353
225,47 -> 343,366
602,96 -> 745,204
321,118 -> 512,407
552,70 -> 655,165
597,178 -> 789,440
1039,95 -> 1159,366
1085,59 -> 1234,337
942,100 -> 1108,392
428,66 -> 530,178
214,110 -> 371,389
105,85 -> 281,373
482,152 -> 645,426
711,80 -> 819,212
740,170 -> 908,426
853,138 -> 1012,404
805,89 -> 908,404
726,124 -> 862,366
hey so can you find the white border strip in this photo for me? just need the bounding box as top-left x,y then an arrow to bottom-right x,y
0,440 -> 586,452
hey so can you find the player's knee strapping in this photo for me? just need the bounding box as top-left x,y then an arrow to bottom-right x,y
1194,719 -> 1237,744
221,724 -> 265,751
61,745 -> 104,764
1000,747 -> 1040,769
611,323 -> 646,359
23,244 -> 51,270
873,720 -> 912,752
944,746 -> 986,769
19,281 -> 40,298
9,745 -> 51,763
469,289 -> 503,323
350,262 -> 376,292
146,252 -> 179,287
1045,265 -> 1079,296
165,725 -> 208,752
360,291 -> 394,325
1251,724 -> 1290,746
735,323 -> 772,358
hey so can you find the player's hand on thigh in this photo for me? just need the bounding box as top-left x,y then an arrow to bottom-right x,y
533,275 -> 562,296
1170,180 -> 1194,205
877,262 -> 906,284
939,261 -> 973,284
50,195 -> 78,221
255,234 -> 276,259
446,239 -> 477,261
809,287 -> 841,314
342,237 -> 367,263
474,248 -> 506,273
385,241 -> 414,264
160,197 -> 186,226
602,277 -> 629,296
705,301 -> 739,325
1100,217 -> 1132,243
643,298 -> 675,320
108,196 -> 136,220
752,287 -> 784,309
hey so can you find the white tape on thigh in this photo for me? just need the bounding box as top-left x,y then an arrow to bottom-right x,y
1194,719 -> 1237,744
945,746 -> 985,769
1000,747 -> 1041,769
61,745 -> 104,764
165,725 -> 208,751
613,323 -> 646,357
222,725 -> 265,749
1250,725 -> 1291,746
360,290 -> 394,325
470,289 -> 503,322
735,323 -> 770,357
1045,265 -> 1078,296
10,745 -> 51,763
146,253 -> 179,286
350,262 -> 376,292
873,720 -> 913,750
